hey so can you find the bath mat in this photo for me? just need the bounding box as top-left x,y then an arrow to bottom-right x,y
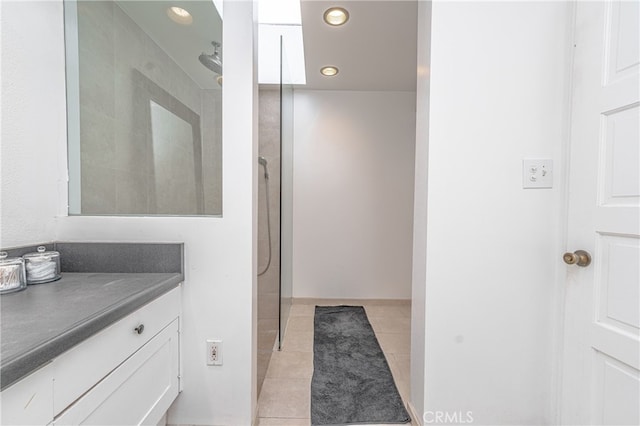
311,305 -> 411,425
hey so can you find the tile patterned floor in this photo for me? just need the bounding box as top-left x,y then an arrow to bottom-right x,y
256,300 -> 416,426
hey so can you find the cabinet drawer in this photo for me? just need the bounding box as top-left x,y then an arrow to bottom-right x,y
52,287 -> 180,415
53,318 -> 179,425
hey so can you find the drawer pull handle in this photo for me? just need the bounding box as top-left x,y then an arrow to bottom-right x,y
134,324 -> 145,335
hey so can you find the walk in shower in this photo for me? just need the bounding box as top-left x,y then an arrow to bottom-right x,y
257,38 -> 294,395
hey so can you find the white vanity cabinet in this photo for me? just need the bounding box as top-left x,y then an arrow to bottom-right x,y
53,318 -> 179,425
0,286 -> 181,426
0,362 -> 55,425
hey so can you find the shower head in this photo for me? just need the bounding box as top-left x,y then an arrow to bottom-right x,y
199,41 -> 222,75
258,156 -> 269,179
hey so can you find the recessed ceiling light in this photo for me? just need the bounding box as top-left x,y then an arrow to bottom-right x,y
167,6 -> 193,25
320,66 -> 339,77
323,7 -> 349,26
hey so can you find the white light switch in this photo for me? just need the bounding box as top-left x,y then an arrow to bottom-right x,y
523,159 -> 553,189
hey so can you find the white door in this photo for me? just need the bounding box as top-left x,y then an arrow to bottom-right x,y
561,1 -> 640,425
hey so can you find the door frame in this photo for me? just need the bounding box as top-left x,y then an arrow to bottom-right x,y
552,1 -> 580,423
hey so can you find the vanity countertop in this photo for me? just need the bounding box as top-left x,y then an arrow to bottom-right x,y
0,272 -> 182,391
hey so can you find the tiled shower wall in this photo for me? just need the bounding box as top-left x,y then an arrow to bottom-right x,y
76,0 -> 222,215
202,89 -> 223,215
257,89 -> 281,395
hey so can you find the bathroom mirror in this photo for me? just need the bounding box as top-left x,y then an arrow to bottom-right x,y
64,0 -> 223,216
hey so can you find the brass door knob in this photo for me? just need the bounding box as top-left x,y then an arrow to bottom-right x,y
563,250 -> 591,267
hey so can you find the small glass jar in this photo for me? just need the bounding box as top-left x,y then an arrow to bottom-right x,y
0,252 -> 27,294
23,246 -> 62,285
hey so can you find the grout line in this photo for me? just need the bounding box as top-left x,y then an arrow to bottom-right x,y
292,297 -> 411,306
258,415 -> 311,419
407,401 -> 423,426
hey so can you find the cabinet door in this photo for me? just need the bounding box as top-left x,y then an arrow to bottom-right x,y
0,363 -> 54,425
54,319 -> 179,426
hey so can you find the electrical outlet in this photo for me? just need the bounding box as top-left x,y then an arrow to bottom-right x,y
206,340 -> 222,366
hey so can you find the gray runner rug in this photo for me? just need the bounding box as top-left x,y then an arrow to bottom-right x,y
311,306 -> 411,425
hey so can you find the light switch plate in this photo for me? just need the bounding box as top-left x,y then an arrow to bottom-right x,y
523,159 -> 553,189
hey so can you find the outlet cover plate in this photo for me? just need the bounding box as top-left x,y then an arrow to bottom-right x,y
206,340 -> 223,366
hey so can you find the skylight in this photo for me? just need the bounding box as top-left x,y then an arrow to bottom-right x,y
258,0 -> 306,85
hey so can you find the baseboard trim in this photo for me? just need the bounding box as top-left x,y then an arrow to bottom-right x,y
292,297 -> 411,306
407,401 -> 422,426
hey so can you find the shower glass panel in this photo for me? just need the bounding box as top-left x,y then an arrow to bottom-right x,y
279,38 -> 294,349
63,0 -> 223,216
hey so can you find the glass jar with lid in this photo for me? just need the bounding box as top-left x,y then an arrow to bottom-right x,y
23,246 -> 62,284
0,252 -> 27,294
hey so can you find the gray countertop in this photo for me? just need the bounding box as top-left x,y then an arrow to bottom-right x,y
0,272 -> 182,390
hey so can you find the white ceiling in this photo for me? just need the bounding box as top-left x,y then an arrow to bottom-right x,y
113,0 -> 416,92
299,0 -> 418,91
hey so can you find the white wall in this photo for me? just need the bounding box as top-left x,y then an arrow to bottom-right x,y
411,2 -> 571,424
292,90 -> 415,300
0,0 -> 68,248
1,1 -> 259,424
